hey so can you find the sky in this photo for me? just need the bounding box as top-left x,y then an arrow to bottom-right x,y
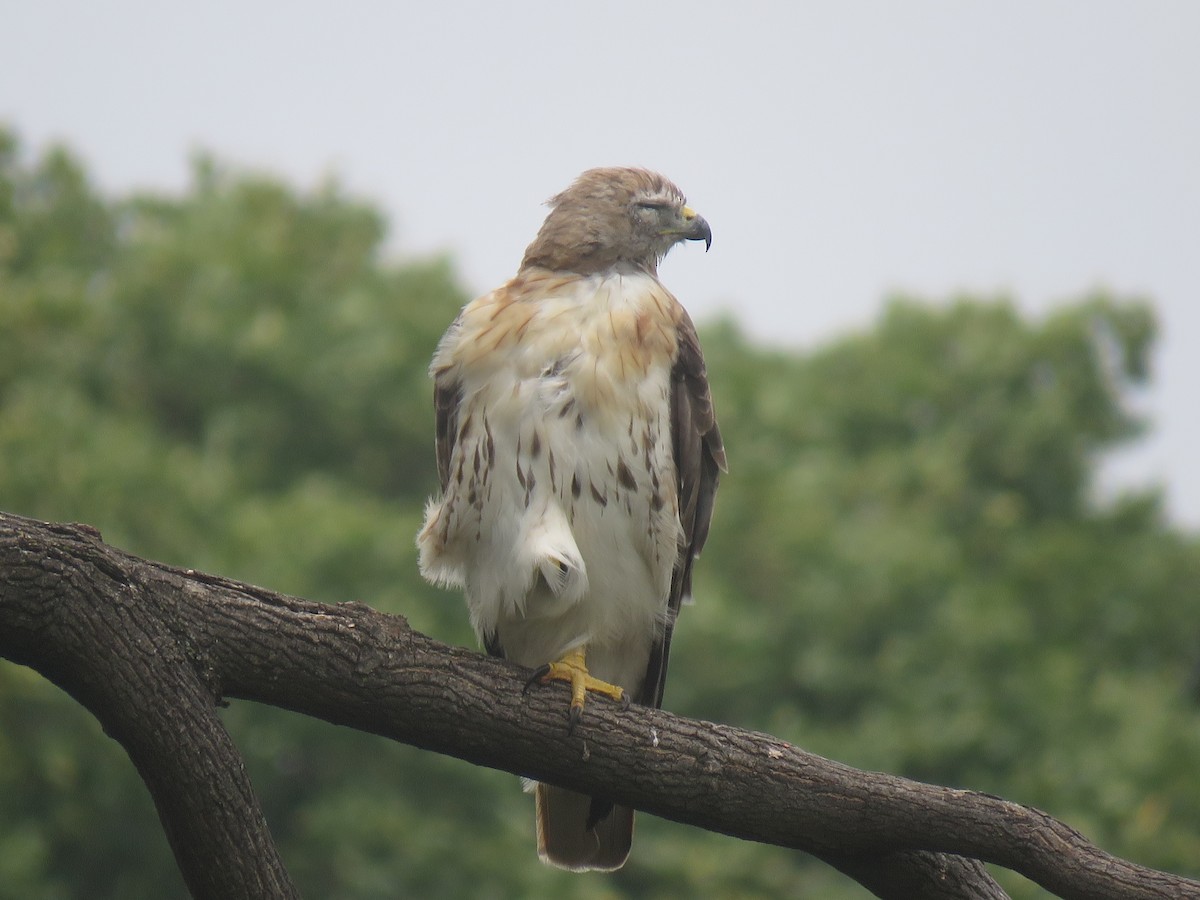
4,1 -> 1199,524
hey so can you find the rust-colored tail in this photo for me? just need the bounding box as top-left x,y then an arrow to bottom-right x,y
535,783 -> 633,871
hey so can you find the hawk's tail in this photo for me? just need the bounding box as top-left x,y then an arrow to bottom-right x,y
535,783 -> 633,871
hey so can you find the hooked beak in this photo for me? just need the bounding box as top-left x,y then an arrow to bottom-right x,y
680,205 -> 712,251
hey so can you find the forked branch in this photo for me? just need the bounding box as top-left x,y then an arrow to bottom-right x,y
0,513 -> 1194,899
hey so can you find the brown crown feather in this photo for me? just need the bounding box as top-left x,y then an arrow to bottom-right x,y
520,167 -> 689,276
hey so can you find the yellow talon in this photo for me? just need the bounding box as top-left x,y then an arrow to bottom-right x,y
536,646 -> 625,728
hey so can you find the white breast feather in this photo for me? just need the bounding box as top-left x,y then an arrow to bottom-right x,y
417,272 -> 681,696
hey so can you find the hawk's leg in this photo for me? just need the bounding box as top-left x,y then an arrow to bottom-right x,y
527,646 -> 626,731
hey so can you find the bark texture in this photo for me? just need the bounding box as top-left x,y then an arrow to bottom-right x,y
1,512 -> 1197,899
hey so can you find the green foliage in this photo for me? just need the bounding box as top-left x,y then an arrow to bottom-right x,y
1,125 -> 1198,898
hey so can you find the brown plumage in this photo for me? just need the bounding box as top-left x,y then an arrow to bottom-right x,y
418,167 -> 725,871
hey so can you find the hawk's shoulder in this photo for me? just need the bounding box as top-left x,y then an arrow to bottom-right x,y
434,268 -> 684,387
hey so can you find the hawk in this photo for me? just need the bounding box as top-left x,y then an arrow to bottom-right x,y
417,167 -> 725,871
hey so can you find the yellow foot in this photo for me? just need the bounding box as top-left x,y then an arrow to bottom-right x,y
526,646 -> 627,731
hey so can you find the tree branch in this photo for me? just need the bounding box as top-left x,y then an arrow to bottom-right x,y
1,512 -> 1194,899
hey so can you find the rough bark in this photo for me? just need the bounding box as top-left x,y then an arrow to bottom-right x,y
1,512 -> 1196,900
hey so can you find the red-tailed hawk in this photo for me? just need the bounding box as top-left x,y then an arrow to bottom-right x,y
418,167 -> 725,871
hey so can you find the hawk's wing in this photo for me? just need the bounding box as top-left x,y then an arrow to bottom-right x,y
431,320 -> 507,658
639,309 -> 726,708
433,367 -> 461,495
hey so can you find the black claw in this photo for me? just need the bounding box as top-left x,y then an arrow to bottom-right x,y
523,664 -> 551,694
567,705 -> 583,735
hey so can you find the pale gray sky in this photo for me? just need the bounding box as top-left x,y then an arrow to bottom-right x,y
5,1 -> 1199,524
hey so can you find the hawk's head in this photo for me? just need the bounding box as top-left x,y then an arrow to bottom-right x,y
521,167 -> 711,276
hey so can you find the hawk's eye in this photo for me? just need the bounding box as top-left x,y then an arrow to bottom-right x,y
634,200 -> 670,225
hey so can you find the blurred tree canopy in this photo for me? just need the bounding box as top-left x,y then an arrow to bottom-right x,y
1,126 -> 1198,899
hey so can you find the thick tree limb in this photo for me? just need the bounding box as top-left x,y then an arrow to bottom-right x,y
0,512 -> 1195,900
